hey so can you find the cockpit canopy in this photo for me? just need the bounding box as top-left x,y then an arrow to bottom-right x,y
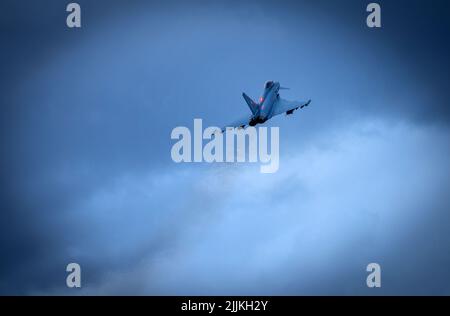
264,81 -> 274,89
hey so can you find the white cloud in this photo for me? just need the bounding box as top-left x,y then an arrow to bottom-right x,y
57,119 -> 450,295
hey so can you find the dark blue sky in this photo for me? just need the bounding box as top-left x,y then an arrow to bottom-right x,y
1,0 -> 450,295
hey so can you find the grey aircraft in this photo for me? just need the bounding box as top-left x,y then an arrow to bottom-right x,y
221,81 -> 311,132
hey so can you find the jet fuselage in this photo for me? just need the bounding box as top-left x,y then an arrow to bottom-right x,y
249,81 -> 280,126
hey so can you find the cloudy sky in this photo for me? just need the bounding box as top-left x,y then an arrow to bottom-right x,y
1,0 -> 449,295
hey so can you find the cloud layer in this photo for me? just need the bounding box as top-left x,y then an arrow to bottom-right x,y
32,120 -> 450,295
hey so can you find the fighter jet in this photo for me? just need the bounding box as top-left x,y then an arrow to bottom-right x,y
221,81 -> 311,132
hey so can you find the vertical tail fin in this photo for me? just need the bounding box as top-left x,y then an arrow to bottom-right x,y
242,93 -> 258,115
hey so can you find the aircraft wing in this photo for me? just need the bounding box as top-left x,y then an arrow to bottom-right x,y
219,115 -> 251,133
271,98 -> 311,118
